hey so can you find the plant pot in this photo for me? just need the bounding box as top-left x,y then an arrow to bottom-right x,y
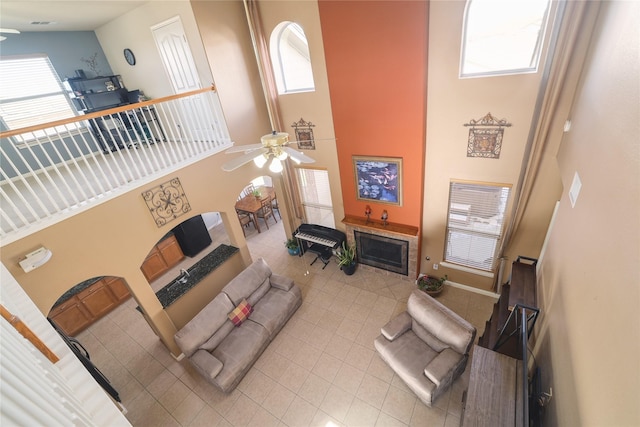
341,262 -> 357,275
417,274 -> 445,296
287,247 -> 300,256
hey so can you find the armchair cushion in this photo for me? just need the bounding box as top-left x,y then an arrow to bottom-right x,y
381,311 -> 412,341
423,348 -> 464,387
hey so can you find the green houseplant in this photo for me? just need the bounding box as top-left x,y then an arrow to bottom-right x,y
285,238 -> 300,256
417,274 -> 448,296
336,241 -> 357,275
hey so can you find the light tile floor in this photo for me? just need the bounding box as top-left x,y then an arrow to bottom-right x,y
76,219 -> 495,426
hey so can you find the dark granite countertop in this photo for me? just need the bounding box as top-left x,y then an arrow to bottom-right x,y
155,244 -> 239,308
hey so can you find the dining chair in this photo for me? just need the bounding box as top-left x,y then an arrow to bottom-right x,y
271,192 -> 281,219
241,183 -> 255,198
236,209 -> 255,236
256,198 -> 277,229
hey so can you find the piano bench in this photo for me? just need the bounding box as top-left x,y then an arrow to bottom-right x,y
308,246 -> 333,269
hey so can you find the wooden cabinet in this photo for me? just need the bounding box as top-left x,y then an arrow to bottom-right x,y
49,276 -> 131,336
140,234 -> 185,282
49,296 -> 93,336
141,247 -> 169,282
105,277 -> 130,303
157,235 -> 184,267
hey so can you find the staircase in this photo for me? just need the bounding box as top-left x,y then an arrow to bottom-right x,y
478,256 -> 540,360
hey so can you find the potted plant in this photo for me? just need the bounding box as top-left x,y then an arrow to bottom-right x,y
336,241 -> 357,275
285,238 -> 300,256
417,274 -> 448,296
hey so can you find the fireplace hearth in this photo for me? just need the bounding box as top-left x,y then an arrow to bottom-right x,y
355,231 -> 408,275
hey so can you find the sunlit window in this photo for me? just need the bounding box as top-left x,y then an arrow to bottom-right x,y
0,55 -> 80,141
460,0 -> 550,78
270,22 -> 315,94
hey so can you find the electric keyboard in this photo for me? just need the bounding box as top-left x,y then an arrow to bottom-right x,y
294,224 -> 346,251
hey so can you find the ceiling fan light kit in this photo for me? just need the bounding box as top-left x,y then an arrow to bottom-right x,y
222,131 -> 316,172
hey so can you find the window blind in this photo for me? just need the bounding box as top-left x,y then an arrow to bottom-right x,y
296,168 -> 335,228
0,55 -> 78,137
444,181 -> 511,271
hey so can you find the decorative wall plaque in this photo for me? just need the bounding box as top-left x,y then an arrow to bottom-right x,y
142,177 -> 191,227
464,112 -> 512,159
291,117 -> 316,150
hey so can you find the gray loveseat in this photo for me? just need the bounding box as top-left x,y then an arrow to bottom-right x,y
174,258 -> 302,392
374,289 -> 476,407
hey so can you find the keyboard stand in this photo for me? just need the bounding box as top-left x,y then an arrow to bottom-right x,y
308,245 -> 333,269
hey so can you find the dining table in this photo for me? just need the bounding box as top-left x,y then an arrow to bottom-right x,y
234,186 -> 276,233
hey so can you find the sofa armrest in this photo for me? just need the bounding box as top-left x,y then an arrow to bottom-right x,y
190,349 -> 223,381
423,348 -> 463,387
381,311 -> 412,341
270,274 -> 294,291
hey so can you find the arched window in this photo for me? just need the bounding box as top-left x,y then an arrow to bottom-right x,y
270,22 -> 315,94
460,0 -> 551,78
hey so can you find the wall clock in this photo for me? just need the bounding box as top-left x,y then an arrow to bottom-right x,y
123,48 -> 136,66
141,178 -> 191,227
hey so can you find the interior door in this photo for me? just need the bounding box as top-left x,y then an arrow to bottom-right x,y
151,16 -> 216,141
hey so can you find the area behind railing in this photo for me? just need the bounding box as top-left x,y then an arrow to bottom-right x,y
0,87 -> 232,244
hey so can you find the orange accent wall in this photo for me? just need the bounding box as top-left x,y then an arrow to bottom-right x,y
318,0 -> 428,228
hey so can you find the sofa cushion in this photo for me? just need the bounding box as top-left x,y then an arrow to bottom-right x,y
228,299 -> 254,326
407,290 -> 476,355
249,286 -> 302,338
211,319 -> 270,392
175,292 -> 235,357
222,258 -> 273,305
411,320 -> 449,353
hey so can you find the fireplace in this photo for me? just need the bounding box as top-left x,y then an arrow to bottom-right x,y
343,215 -> 419,281
355,231 -> 409,276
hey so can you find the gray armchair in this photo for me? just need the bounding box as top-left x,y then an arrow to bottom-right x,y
374,289 -> 476,407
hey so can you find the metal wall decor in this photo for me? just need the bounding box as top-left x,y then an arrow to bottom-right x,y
291,117 -> 316,150
464,112 -> 512,159
142,177 -> 191,227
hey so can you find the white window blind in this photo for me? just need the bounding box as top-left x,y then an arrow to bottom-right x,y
444,181 -> 511,272
296,168 -> 334,228
0,55 -> 79,139
270,22 -> 315,94
460,0 -> 550,77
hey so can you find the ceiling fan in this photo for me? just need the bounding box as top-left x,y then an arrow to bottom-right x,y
222,131 -> 316,173
0,28 -> 20,42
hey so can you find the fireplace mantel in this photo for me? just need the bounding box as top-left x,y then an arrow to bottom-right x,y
342,215 -> 419,280
342,215 -> 418,237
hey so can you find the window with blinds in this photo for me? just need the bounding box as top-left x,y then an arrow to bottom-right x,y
296,168 -> 335,228
0,55 -> 80,140
444,181 -> 511,272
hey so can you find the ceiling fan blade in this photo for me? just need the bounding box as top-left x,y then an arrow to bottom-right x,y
0,29 -> 20,34
282,146 -> 316,164
222,147 -> 268,171
224,142 -> 265,154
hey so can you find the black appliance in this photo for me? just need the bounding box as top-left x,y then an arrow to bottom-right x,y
172,215 -> 212,257
48,319 -> 120,403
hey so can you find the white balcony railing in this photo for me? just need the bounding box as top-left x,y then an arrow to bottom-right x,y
0,86 -> 232,244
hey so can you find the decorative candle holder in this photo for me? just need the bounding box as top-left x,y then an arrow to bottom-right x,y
381,210 -> 389,226
365,205 -> 372,223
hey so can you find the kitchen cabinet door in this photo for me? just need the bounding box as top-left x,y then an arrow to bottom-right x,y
141,247 -> 168,282
78,280 -> 117,318
49,296 -> 93,336
158,235 -> 185,268
105,277 -> 130,303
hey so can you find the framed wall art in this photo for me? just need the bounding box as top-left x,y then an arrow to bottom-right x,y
353,156 -> 403,206
142,177 -> 191,227
464,112 -> 512,159
291,117 -> 316,150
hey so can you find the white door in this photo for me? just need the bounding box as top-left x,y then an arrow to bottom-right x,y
151,16 -> 216,141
